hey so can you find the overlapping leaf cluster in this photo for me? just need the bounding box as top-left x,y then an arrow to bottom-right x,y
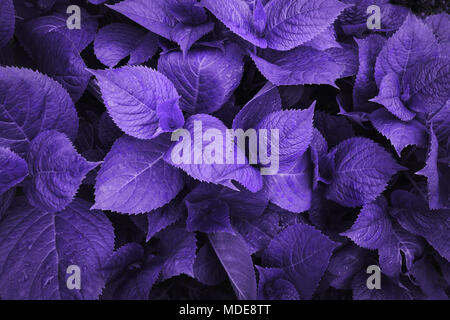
0,0 -> 448,300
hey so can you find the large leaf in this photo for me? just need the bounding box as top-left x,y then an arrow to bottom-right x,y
263,223 -> 339,299
326,137 -> 405,207
264,0 -> 349,50
0,198 -> 114,299
164,114 -> 263,192
93,135 -> 184,214
0,67 -> 78,156
90,66 -> 184,140
158,44 -> 244,114
250,47 -> 344,86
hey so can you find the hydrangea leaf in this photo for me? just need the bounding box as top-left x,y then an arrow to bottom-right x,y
106,0 -> 177,40
102,243 -> 163,300
405,58 -> 450,115
232,82 -> 282,131
186,198 -> 234,234
264,0 -> 349,51
416,127 -> 450,210
209,232 -> 257,300
370,108 -> 428,156
146,201 -> 184,241
94,23 -> 158,67
341,196 -> 392,249
378,223 -> 425,279
158,44 -> 244,114
0,67 -> 78,156
22,6 -> 98,52
0,147 -> 28,195
25,131 -> 100,213
164,114 -> 263,192
16,28 -> 90,102
250,47 -> 344,86
425,13 -> 450,44
0,198 -> 114,299
90,66 -> 184,140
256,102 -> 315,168
374,14 -> 439,86
370,72 -> 415,121
326,137 -> 406,207
263,153 -> 312,213
390,191 -> 450,261
93,135 -> 184,214
156,225 -> 197,280
200,0 -> 267,48
193,243 -> 226,286
256,267 -> 299,300
353,35 -> 386,112
263,223 -> 339,299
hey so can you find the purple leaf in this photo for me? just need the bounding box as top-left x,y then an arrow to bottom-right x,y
90,66 -> 183,140
370,108 -> 428,156
158,44 -> 244,114
325,42 -> 359,77
314,111 -> 354,148
93,135 -> 184,214
25,130 -> 100,213
193,243 -> 226,286
94,23 -> 158,67
232,82 -> 282,131
0,198 -> 114,299
157,224 -> 197,280
185,183 -> 269,220
102,243 -> 163,300
374,14 -> 439,86
341,196 -> 392,249
425,13 -> 450,44
416,127 -> 449,210
326,137 -> 405,207
263,223 -> 339,299
390,190 -> 450,261
231,205 -> 281,254
0,0 -> 14,48
201,0 -> 267,48
352,269 -> 412,300
209,232 -> 257,300
353,35 -> 386,112
256,102 -> 315,168
146,200 -> 184,241
106,0 -> 177,40
325,244 -> 368,290
264,0 -> 349,51
256,267 -> 299,300
16,28 -> 90,102
0,147 -> 28,195
186,198 -> 234,234
370,72 -> 415,121
263,152 -> 312,213
378,223 -> 425,279
0,67 -> 78,156
250,47 -> 344,86
405,57 -> 450,115
164,114 -> 263,192
170,22 -> 215,54
303,26 -> 340,51
22,6 -> 98,52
